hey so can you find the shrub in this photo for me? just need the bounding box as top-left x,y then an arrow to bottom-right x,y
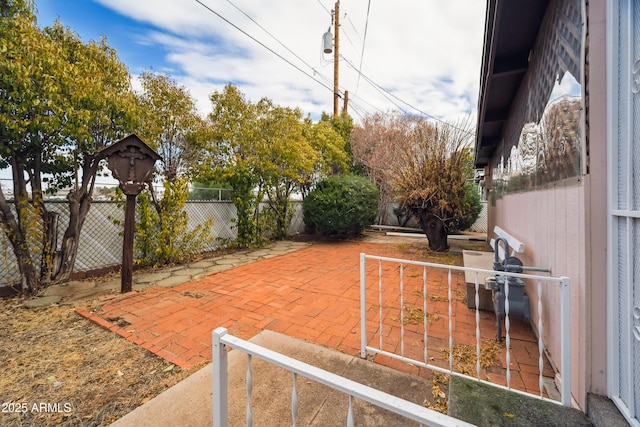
134,178 -> 214,267
303,175 -> 379,238
446,181 -> 482,233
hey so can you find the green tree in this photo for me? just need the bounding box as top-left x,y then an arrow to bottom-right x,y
134,72 -> 213,265
303,175 -> 379,238
208,85 -> 352,244
300,118 -> 349,197
0,3 -> 136,293
320,111 -> 354,161
136,71 -> 209,183
208,85 -> 264,247
134,178 -> 213,267
257,103 -> 317,239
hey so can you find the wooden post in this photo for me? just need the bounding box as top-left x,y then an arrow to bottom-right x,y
121,193 -> 136,293
98,135 -> 161,294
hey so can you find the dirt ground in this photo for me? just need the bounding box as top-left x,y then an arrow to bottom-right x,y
0,234 -> 493,427
0,299 -> 195,427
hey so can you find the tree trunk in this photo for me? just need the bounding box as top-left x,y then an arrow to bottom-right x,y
418,212 -> 449,252
0,193 -> 38,294
52,189 -> 91,283
40,211 -> 60,284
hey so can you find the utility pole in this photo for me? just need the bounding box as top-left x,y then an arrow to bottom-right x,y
323,2 -> 345,116
343,90 -> 348,115
333,1 -> 340,117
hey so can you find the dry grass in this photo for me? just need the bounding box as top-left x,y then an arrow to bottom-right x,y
0,298 -> 192,427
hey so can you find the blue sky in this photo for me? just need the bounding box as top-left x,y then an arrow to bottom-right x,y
33,0 -> 487,121
36,1 -> 172,78
1,1 -> 488,187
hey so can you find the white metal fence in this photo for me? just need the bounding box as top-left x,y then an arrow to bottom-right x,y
212,327 -> 474,427
359,253 -> 572,407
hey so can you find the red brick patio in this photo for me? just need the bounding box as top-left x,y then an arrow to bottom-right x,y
76,239 -> 554,397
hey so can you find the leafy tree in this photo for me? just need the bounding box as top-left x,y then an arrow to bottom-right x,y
208,85 -> 349,243
136,71 -> 209,183
0,3 -> 136,293
134,178 -> 213,267
450,181 -> 483,233
134,72 -> 213,265
257,103 -> 317,239
353,113 -> 479,251
208,85 -> 264,247
320,111 -> 354,161
300,118 -> 349,197
388,117 -> 478,251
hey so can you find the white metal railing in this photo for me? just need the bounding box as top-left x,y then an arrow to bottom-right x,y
359,253 -> 572,407
212,327 -> 474,427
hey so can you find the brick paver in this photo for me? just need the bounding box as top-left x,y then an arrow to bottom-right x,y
76,239 -> 553,396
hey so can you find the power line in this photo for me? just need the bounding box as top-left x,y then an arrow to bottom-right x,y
223,0 -> 319,83
355,0 -> 371,93
343,10 -> 363,44
193,0 -> 334,95
194,0 -> 468,129
341,56 -> 475,135
315,0 -> 331,16
341,57 -> 410,114
197,0 -> 353,117
319,2 -> 464,125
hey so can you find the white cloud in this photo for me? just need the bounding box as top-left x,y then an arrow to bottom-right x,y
97,0 -> 487,122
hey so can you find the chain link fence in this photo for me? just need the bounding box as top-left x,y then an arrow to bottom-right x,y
469,202 -> 488,233
1,197 -> 486,287
1,201 -> 233,286
0,200 -> 307,287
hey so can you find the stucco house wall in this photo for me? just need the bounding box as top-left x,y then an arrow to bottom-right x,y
490,185 -> 587,402
479,0 -> 609,409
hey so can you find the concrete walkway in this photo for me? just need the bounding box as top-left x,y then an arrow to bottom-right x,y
110,330 -> 440,427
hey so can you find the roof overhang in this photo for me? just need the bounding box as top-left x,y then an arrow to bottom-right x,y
474,0 -> 550,168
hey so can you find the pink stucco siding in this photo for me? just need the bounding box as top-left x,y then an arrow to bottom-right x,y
490,183 -> 587,405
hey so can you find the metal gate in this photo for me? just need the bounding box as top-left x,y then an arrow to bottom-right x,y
607,1 -> 640,424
